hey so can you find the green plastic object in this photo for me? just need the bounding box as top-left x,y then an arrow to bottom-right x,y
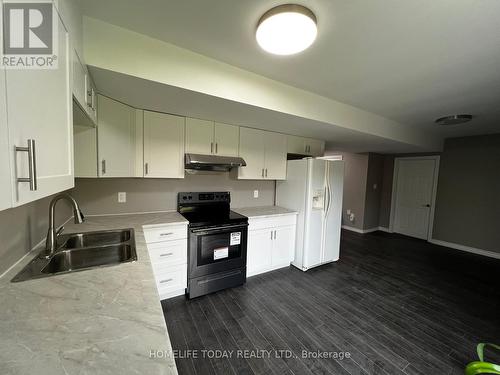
465,343 -> 500,375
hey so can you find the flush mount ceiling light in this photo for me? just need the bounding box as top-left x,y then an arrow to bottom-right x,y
256,4 -> 317,55
435,114 -> 473,126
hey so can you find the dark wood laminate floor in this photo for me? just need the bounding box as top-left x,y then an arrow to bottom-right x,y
162,230 -> 500,375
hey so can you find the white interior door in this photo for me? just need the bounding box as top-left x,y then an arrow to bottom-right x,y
393,158 -> 438,239
144,111 -> 185,178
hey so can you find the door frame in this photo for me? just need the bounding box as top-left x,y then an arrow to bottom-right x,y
389,156 -> 440,240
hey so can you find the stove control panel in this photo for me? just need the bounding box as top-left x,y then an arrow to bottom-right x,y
178,192 -> 230,204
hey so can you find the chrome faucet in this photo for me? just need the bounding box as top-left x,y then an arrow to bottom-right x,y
44,194 -> 85,258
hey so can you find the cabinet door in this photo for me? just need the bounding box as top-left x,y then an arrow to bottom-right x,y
272,226 -> 296,269
238,127 -> 265,179
7,12 -> 74,206
85,73 -> 98,125
185,117 -> 214,155
287,135 -> 306,154
247,228 -> 273,277
97,95 -> 140,177
307,139 -> 325,157
144,111 -> 185,178
264,131 -> 287,180
74,125 -> 97,177
214,122 -> 239,156
72,49 -> 87,110
0,70 -> 11,211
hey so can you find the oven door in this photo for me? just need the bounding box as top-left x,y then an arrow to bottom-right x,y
188,223 -> 248,279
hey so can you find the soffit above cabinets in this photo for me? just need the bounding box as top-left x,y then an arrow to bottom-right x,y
81,0 -> 500,139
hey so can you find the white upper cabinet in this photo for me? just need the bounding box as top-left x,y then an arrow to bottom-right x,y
238,128 -> 286,180
0,70 -> 12,211
287,135 -> 325,157
264,132 -> 287,180
287,135 -> 306,154
6,11 -> 74,207
185,118 -> 239,157
97,95 -> 142,177
144,111 -> 185,179
73,125 -> 97,178
306,138 -> 325,157
72,50 -> 87,109
238,127 -> 266,179
185,118 -> 213,155
214,122 -> 239,156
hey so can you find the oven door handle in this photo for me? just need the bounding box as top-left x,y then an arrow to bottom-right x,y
191,224 -> 247,234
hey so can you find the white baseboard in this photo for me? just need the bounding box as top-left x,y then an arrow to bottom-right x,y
429,239 -> 500,260
377,226 -> 392,233
342,225 -> 379,234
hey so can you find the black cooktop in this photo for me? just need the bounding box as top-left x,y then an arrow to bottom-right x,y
177,191 -> 248,228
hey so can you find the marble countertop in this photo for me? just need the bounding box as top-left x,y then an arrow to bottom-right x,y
0,211 -> 186,375
233,206 -> 298,219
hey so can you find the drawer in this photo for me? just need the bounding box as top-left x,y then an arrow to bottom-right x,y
143,224 -> 187,244
248,214 -> 297,231
148,239 -> 187,267
153,263 -> 187,295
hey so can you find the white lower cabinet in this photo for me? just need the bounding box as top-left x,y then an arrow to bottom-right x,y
144,223 -> 188,300
247,214 -> 297,277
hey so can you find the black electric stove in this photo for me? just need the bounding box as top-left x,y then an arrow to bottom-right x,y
178,192 -> 248,299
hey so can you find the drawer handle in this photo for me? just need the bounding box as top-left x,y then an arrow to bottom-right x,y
159,278 -> 173,284
160,252 -> 173,257
159,232 -> 173,237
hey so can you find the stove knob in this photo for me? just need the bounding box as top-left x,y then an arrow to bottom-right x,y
182,195 -> 187,200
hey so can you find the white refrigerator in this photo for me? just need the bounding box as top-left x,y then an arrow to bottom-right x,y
276,158 -> 344,271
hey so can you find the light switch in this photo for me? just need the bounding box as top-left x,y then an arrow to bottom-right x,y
373,183 -> 378,190
347,209 -> 351,215
118,192 -> 126,203
253,190 -> 259,198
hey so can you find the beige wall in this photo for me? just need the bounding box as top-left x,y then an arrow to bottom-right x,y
432,135 -> 500,254
72,172 -> 275,215
0,193 -> 72,275
337,152 -> 369,230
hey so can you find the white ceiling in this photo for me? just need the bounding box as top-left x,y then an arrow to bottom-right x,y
81,0 -> 500,140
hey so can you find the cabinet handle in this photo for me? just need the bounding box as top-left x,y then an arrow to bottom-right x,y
270,230 -> 273,240
101,159 -> 106,174
160,252 -> 173,257
215,143 -> 218,154
261,168 -> 264,178
16,139 -> 37,191
145,162 -> 149,175
211,142 -> 214,154
91,88 -> 96,111
274,230 -> 277,240
159,278 -> 173,284
159,232 -> 174,237
265,168 -> 268,178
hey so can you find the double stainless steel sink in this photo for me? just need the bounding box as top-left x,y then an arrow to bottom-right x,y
11,229 -> 137,282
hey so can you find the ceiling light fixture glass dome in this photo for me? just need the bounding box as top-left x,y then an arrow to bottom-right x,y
256,4 -> 317,55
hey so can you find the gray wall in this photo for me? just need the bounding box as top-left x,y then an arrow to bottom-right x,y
363,153 -> 384,230
432,135 -> 500,254
72,171 -> 275,215
337,152 -> 369,230
0,192 -> 72,275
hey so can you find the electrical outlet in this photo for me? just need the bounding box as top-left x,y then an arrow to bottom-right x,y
253,190 -> 259,198
118,192 -> 126,203
373,183 -> 378,190
347,209 -> 351,215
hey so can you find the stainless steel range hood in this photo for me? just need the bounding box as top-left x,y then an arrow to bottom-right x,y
185,153 -> 246,172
